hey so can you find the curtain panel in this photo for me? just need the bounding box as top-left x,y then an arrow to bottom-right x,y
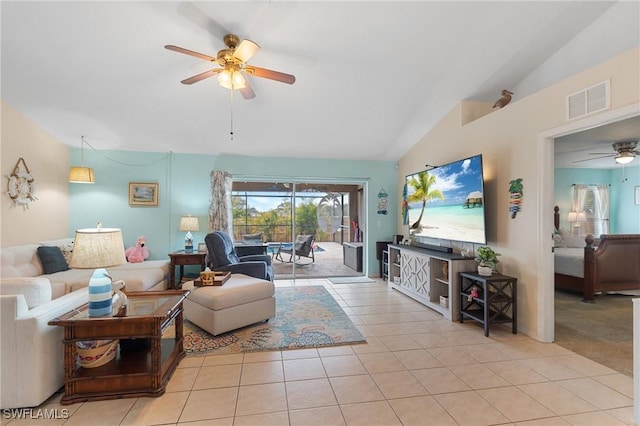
209,171 -> 233,235
595,184 -> 610,235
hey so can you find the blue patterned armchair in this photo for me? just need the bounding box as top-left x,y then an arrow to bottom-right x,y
205,231 -> 274,282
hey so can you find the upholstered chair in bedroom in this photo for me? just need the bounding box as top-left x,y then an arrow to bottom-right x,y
205,231 -> 274,282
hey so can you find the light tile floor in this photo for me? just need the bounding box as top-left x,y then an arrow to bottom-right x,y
8,279 -> 635,425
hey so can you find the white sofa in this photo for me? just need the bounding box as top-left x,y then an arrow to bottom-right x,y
0,238 -> 170,409
1,238 -> 170,299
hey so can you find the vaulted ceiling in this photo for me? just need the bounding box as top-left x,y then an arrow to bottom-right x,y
2,1 -> 636,163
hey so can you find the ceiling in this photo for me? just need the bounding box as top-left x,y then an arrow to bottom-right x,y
1,1 -> 635,163
555,116 -> 640,169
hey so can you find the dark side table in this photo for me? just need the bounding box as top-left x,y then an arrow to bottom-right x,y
48,290 -> 190,404
459,271 -> 517,337
168,250 -> 207,289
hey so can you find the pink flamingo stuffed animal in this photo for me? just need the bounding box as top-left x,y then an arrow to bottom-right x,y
125,236 -> 149,263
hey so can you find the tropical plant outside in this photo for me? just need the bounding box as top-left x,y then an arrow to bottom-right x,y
232,194 -> 341,243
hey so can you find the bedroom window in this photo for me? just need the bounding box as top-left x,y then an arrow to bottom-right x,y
572,184 -> 609,236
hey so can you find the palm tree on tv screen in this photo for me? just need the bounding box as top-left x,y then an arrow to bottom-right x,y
407,171 -> 444,230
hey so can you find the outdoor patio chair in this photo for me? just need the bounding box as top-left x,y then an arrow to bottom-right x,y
241,232 -> 263,243
275,234 -> 315,265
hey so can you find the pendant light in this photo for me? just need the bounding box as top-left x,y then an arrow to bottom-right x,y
69,136 -> 95,183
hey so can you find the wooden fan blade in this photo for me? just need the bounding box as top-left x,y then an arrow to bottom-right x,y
245,65 -> 295,84
181,68 -> 222,85
240,80 -> 256,100
233,39 -> 260,64
165,45 -> 216,62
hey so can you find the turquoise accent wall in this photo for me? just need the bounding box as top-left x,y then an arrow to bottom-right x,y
554,166 -> 640,233
69,149 -> 398,275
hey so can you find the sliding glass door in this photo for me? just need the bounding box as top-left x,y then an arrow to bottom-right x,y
231,180 -> 365,279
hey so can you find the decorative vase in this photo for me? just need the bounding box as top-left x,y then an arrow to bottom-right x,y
478,265 -> 493,276
88,268 -> 113,317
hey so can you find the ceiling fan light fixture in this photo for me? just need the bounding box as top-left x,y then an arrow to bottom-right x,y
615,152 -> 635,164
217,69 -> 246,90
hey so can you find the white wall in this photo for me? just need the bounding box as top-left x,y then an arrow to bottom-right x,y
397,48 -> 640,341
1,101 -> 70,246
514,1 -> 640,101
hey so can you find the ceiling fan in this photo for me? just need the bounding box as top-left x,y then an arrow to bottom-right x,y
165,33 -> 295,99
573,141 -> 639,165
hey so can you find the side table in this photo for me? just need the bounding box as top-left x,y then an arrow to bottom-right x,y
169,250 -> 207,289
459,272 -> 517,337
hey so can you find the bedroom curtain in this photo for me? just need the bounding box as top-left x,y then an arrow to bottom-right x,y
595,184 -> 610,235
209,171 -> 233,235
571,184 -> 588,213
571,184 -> 588,235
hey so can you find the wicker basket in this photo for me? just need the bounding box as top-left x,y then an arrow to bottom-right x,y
76,339 -> 118,368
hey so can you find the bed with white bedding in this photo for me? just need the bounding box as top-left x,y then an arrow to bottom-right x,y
554,247 -> 585,278
553,206 -> 640,301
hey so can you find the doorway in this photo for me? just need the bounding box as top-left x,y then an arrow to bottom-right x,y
538,102 -> 640,342
231,180 -> 367,279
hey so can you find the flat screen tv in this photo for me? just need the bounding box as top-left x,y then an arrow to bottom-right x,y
404,154 -> 486,245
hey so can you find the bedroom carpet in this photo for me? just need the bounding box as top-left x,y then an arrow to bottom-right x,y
554,289 -> 633,377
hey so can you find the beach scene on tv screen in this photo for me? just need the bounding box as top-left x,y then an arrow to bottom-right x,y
405,155 -> 485,244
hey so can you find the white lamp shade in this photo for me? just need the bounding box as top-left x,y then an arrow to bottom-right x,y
567,212 -> 578,222
179,216 -> 200,232
69,228 -> 126,268
576,212 -> 587,222
218,69 -> 246,90
69,166 -> 95,183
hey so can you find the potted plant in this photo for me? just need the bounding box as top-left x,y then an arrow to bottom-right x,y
474,246 -> 501,276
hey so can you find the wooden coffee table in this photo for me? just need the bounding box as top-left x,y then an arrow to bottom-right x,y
48,290 -> 190,405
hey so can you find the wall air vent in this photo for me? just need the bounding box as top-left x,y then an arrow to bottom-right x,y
566,79 -> 610,121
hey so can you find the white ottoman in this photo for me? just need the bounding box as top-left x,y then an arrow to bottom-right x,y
182,273 -> 276,336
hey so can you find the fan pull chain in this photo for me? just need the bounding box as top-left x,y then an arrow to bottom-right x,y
229,86 -> 234,141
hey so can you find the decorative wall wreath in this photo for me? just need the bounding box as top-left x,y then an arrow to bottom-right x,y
7,157 -> 37,209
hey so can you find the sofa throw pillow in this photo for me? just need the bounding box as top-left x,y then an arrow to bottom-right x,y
59,242 -> 74,264
37,246 -> 70,274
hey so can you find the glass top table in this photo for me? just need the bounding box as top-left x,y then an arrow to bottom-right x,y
48,290 -> 190,405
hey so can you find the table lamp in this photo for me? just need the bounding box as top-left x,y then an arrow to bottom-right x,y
179,215 -> 200,252
69,225 -> 127,317
567,211 -> 587,235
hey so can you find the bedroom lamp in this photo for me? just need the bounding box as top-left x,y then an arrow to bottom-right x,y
68,136 -> 95,184
179,215 -> 200,252
69,225 -> 126,317
567,211 -> 587,235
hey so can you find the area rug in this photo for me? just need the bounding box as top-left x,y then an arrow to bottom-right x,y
183,286 -> 366,355
328,276 -> 376,284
